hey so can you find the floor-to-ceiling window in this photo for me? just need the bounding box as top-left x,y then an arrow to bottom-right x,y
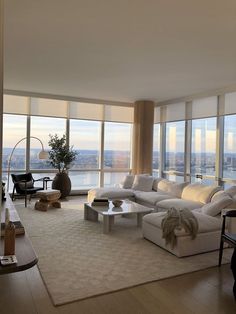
2,95 -> 134,192
69,119 -> 101,189
30,116 -> 67,188
165,121 -> 185,182
223,114 -> 236,184
2,114 -> 27,191
191,117 -> 217,184
152,123 -> 160,177
103,122 -> 132,187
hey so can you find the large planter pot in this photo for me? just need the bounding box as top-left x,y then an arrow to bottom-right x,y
52,172 -> 71,198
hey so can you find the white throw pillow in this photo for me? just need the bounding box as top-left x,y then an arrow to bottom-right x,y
120,175 -> 135,189
225,186 -> 236,198
201,195 -> 233,216
211,191 -> 228,202
132,175 -> 154,192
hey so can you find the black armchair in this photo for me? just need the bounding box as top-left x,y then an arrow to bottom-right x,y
11,173 -> 44,207
218,210 -> 236,299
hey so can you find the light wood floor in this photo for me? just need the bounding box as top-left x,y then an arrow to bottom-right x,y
0,197 -> 235,314
0,264 -> 235,314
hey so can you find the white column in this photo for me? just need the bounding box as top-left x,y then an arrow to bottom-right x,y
132,101 -> 154,174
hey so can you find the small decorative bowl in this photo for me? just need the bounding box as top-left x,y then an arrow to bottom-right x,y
112,199 -> 123,207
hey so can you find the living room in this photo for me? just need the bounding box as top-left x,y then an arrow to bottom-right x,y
0,1 -> 236,313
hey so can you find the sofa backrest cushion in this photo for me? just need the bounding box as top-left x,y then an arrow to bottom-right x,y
132,175 -> 154,192
168,182 -> 189,198
157,179 -> 174,193
181,183 -> 221,204
225,186 -> 236,198
200,194 -> 233,216
152,178 -> 163,191
119,174 -> 135,189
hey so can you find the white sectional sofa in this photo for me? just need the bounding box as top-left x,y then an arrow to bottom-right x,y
88,175 -> 236,212
88,175 -> 236,257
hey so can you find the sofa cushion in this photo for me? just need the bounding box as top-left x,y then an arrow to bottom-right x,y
181,183 -> 221,204
168,182 -> 189,198
143,211 -> 221,236
132,175 -> 154,192
152,178 -> 163,191
211,190 -> 225,202
134,191 -> 173,206
157,179 -> 174,193
156,198 -> 203,211
87,188 -> 134,202
197,192 -> 233,216
225,186 -> 236,198
119,174 -> 135,189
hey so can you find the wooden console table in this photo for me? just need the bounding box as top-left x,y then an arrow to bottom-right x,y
0,194 -> 38,275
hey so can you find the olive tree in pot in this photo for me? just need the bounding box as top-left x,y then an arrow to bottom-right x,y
48,134 -> 77,198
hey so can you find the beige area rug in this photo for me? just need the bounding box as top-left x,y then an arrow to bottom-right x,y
16,201 -> 232,306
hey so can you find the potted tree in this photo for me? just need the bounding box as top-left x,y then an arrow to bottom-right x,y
48,134 -> 77,198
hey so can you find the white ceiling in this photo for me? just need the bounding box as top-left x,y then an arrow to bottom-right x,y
3,0 -> 236,103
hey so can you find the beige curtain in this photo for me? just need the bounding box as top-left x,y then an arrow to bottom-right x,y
132,101 -> 154,175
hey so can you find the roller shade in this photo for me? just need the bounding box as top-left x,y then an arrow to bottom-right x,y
154,106 -> 161,123
163,102 -> 186,122
3,95 -> 29,115
225,92 -> 236,115
192,96 -> 218,119
30,98 -> 68,117
3,94 -> 133,123
69,102 -> 104,121
104,105 -> 133,123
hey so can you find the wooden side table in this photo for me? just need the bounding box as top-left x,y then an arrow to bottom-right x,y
35,189 -> 61,212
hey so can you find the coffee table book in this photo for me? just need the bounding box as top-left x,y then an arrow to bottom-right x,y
91,198 -> 109,207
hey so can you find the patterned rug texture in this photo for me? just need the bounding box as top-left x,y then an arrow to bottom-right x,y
16,201 -> 231,306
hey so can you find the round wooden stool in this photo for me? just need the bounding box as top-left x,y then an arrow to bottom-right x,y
35,189 -> 61,212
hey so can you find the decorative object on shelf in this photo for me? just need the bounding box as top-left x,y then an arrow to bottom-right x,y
6,136 -> 49,192
48,134 -> 77,198
4,212 -> 16,256
112,199 -> 123,207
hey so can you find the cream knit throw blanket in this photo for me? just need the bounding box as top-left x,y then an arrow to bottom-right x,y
161,207 -> 199,249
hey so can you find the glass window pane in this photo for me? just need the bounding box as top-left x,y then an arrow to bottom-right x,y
30,116 -> 66,170
70,119 -> 101,169
32,172 -> 55,189
190,176 -> 216,185
2,114 -> 27,174
223,115 -> 236,179
104,172 -> 129,187
165,174 -> 184,183
69,171 -> 99,189
104,122 -> 132,169
165,121 -> 185,172
191,118 -> 216,176
153,124 -> 160,175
